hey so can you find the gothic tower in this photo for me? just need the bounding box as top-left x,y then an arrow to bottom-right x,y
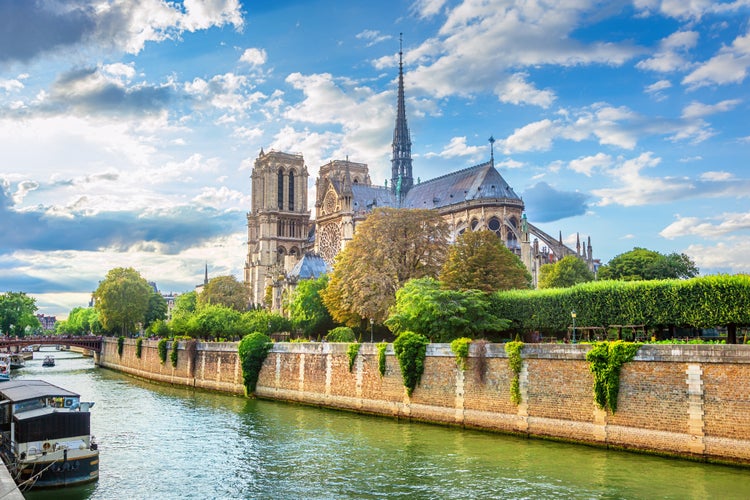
244,150 -> 310,307
391,34 -> 413,200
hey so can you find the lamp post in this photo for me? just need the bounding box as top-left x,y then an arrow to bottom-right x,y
571,311 -> 577,344
370,318 -> 374,343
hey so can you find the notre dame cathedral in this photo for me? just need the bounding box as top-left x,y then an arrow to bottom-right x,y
244,43 -> 595,308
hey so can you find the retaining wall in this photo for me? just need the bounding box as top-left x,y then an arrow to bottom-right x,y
97,339 -> 750,465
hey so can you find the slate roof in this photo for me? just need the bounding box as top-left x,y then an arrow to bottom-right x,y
402,161 -> 521,210
0,379 -> 78,403
289,253 -> 330,279
351,184 -> 398,212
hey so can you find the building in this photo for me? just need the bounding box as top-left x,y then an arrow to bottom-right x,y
245,40 -> 594,307
36,314 -> 57,332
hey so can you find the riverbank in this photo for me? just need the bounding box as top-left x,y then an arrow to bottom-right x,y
96,338 -> 750,466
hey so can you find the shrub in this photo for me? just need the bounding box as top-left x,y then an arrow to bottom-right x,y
157,338 -> 168,364
347,343 -> 361,372
393,331 -> 429,396
170,339 -> 179,367
238,332 -> 272,395
450,337 -> 472,371
326,327 -> 356,342
135,338 -> 143,358
117,336 -> 125,357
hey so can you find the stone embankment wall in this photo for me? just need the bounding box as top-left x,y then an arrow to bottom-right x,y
97,339 -> 750,466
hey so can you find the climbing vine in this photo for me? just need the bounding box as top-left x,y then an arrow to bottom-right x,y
347,342 -> 361,372
170,339 -> 179,367
504,340 -> 524,405
238,332 -> 272,395
135,338 -> 143,358
377,342 -> 388,377
117,336 -> 124,357
586,341 -> 640,413
450,337 -> 472,371
157,338 -> 168,364
393,331 -> 429,396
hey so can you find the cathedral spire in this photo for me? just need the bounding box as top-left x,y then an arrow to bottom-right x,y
391,33 -> 413,199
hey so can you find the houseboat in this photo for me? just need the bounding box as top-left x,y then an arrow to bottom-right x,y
0,380 -> 99,489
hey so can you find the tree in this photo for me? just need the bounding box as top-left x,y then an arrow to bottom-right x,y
62,307 -> 101,335
440,230 -> 531,292
538,255 -> 595,289
598,248 -> 699,281
0,292 -> 40,337
188,304 -> 242,340
385,278 -> 510,342
94,267 -> 152,336
144,291 -> 168,330
321,208 -> 450,326
197,275 -> 249,312
287,275 -> 336,338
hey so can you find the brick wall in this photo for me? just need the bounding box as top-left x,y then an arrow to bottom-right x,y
98,339 -> 750,466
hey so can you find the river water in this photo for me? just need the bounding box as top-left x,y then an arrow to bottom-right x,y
14,348 -> 750,499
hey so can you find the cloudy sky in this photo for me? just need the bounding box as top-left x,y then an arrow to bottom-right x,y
1,0 -> 749,318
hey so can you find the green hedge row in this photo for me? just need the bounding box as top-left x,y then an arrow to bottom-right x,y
492,275 -> 750,333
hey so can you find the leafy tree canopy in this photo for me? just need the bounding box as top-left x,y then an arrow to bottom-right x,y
286,274 -> 336,338
598,247 -> 699,281
538,255 -> 595,289
321,208 -> 450,326
144,291 -> 168,330
0,291 -> 40,337
440,230 -> 532,292
385,277 -> 510,342
57,307 -> 101,335
94,267 -> 152,336
197,275 -> 249,312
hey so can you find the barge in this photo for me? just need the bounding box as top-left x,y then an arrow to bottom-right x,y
0,380 -> 98,489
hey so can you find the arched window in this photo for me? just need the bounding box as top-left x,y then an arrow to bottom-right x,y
277,247 -> 286,263
288,171 -> 295,211
470,219 -> 479,230
488,217 -> 501,236
277,169 -> 284,210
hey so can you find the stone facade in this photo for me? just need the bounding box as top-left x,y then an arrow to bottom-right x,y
98,339 -> 750,466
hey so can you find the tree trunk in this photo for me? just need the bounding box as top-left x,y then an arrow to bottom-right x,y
727,323 -> 737,344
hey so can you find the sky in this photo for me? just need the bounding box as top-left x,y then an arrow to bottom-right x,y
1,0 -> 749,318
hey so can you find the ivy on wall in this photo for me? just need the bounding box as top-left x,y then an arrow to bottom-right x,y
157,338 -> 168,364
170,339 -> 179,367
377,343 -> 388,377
393,331 -> 429,396
504,341 -> 524,405
135,338 -> 143,359
586,341 -> 640,413
238,332 -> 272,395
347,343 -> 361,372
117,336 -> 124,357
450,337 -> 472,371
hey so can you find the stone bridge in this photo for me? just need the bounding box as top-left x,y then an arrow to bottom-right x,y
0,335 -> 102,353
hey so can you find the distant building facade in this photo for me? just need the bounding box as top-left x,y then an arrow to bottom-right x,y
36,314 -> 57,332
244,42 -> 594,308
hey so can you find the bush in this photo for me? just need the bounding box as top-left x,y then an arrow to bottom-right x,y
157,338 -> 168,364
347,343 -> 361,372
170,339 -> 179,367
377,342 -> 388,377
135,338 -> 143,358
393,331 -> 429,396
450,337 -> 472,371
238,332 -> 272,395
117,336 -> 125,357
326,327 -> 356,342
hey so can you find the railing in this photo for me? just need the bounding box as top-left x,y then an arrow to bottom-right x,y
0,336 -> 102,353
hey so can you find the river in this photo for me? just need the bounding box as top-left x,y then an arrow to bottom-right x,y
14,348 -> 750,499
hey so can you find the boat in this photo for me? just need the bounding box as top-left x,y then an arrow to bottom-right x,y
0,380 -> 99,489
42,355 -> 55,367
0,353 -> 24,370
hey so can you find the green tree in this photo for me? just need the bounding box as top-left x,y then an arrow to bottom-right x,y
538,255 -> 595,289
0,292 -> 40,337
197,275 -> 249,311
321,208 -> 450,326
238,309 -> 291,337
385,278 -> 510,342
440,230 -> 531,292
94,267 -> 152,336
188,304 -> 242,340
63,307 -> 101,335
144,291 -> 168,330
287,275 -> 336,338
598,247 -> 699,281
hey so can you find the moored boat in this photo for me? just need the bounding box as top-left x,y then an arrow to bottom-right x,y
0,359 -> 9,382
0,380 -> 99,489
0,353 -> 25,370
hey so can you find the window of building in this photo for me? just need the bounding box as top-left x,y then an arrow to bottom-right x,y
288,171 -> 295,211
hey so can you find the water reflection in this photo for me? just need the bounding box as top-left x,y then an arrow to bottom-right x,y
16,348 -> 750,499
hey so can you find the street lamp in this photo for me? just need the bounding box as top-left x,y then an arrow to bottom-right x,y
571,311 -> 577,344
370,318 -> 374,343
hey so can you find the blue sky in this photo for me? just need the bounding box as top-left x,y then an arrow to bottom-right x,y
1,0 -> 749,318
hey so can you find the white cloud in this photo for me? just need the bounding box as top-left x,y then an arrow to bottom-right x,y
355,30 -> 391,47
496,73 -> 556,108
636,30 -> 698,72
683,28 -> 750,88
633,0 -> 750,20
503,119 -> 557,153
424,136 -> 483,159
412,0 -> 448,18
681,99 -> 742,119
568,153 -> 612,177
660,212 -> 750,239
239,48 -> 267,66
645,79 -> 672,94
684,238 -> 750,273
0,78 -> 25,93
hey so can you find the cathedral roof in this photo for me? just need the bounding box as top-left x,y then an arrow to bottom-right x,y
351,184 -> 398,212
401,161 -> 521,210
289,253 -> 329,279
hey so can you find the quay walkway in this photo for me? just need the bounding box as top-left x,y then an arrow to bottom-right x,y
0,462 -> 23,499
